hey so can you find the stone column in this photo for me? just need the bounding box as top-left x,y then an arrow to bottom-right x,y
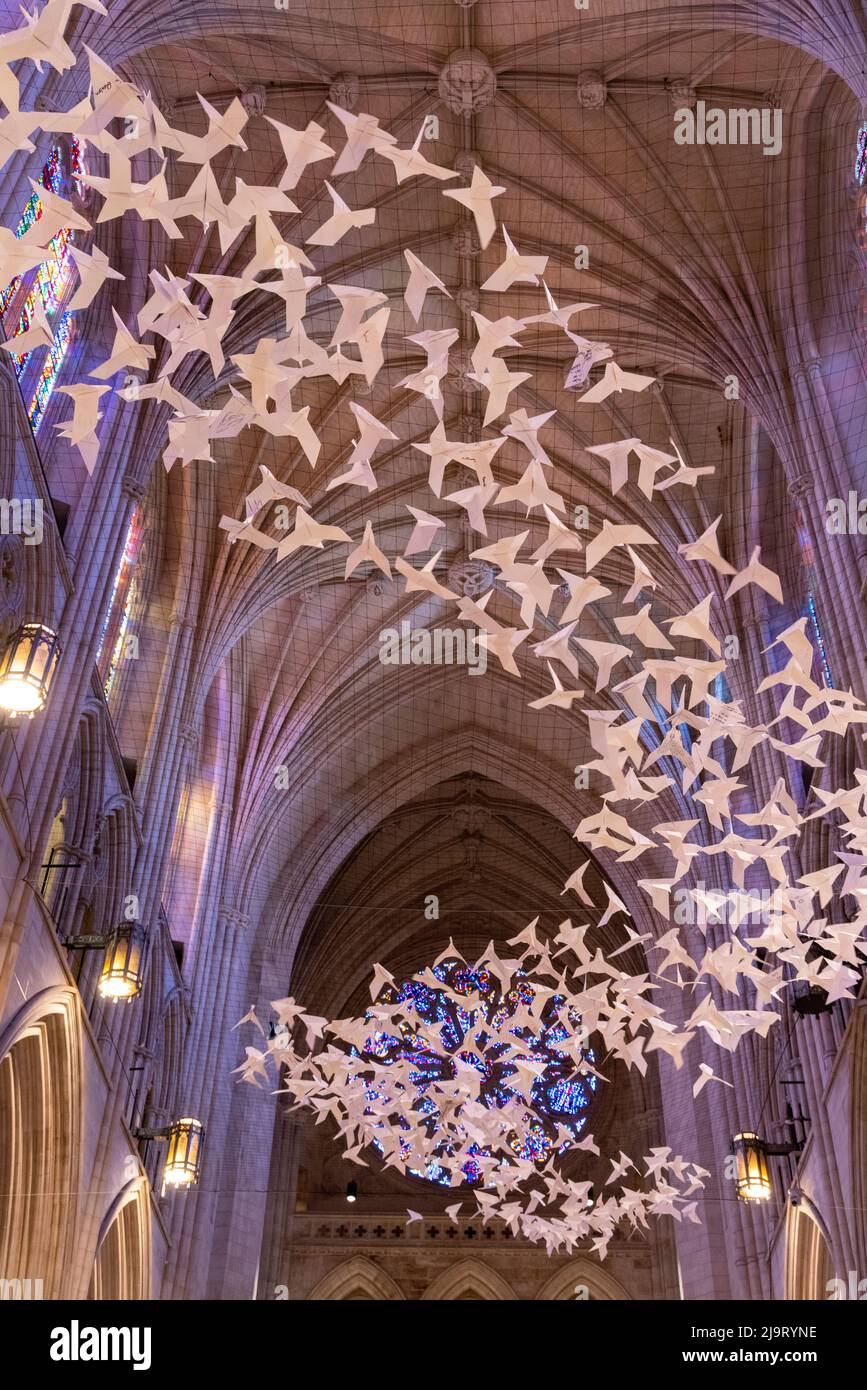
161,900 -> 255,1298
0,442 -> 145,1004
788,469 -> 863,699
785,362 -> 867,698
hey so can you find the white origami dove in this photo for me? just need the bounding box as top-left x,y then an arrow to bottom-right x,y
327,284 -> 387,344
403,249 -> 451,322
0,226 -> 46,284
327,102 -> 396,174
375,122 -> 456,183
576,637 -> 633,692
344,522 -> 391,580
584,521 -> 657,572
175,95 -> 249,165
575,361 -> 656,404
469,356 -> 532,427
557,570 -> 610,622
89,309 -> 156,379
67,245 -> 124,312
532,508 -> 585,565
481,227 -> 548,292
615,604 -> 673,651
725,547 -> 783,604
394,550 -> 457,601
275,508 -> 353,561
664,595 -> 721,656
218,517 -> 279,552
1,303 -> 54,354
306,183 -> 376,246
244,466 -> 309,520
404,506 -> 445,558
442,165 -> 505,249
265,116 -> 334,189
0,0 -> 107,73
677,516 -> 735,575
585,438 -> 641,495
528,663 -> 584,710
53,383 -> 110,472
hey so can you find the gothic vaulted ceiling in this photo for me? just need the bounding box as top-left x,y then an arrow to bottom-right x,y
13,0 -> 864,982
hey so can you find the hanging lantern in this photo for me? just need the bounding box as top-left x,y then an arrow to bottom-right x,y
792,982 -> 831,1016
345,1180 -> 358,1203
0,622 -> 61,715
163,1118 -> 203,1187
732,1132 -> 772,1202
97,923 -> 145,1000
793,940 -> 832,1016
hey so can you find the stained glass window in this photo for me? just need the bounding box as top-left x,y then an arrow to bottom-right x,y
354,959 -> 596,1187
796,522 -> 834,688
855,124 -> 867,186
0,140 -> 83,431
96,506 -> 143,699
804,592 -> 833,689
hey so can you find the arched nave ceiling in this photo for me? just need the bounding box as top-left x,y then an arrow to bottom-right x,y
28,1 -> 857,945
288,773 -> 652,1015
20,0 -> 867,103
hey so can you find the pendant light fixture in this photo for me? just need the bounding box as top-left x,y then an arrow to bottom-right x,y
0,622 -> 61,716
732,1130 -> 803,1202
63,921 -> 146,999
134,1117 -> 204,1188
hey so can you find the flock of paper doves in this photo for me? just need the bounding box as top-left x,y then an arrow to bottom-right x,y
233,948 -> 711,1259
5,0 -> 867,1254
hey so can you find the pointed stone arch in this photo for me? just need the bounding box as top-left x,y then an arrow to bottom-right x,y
0,986 -> 82,1297
87,1178 -> 152,1300
536,1258 -> 633,1300
784,1203 -> 836,1300
848,1002 -> 867,1275
307,1255 -> 405,1301
421,1258 -> 516,1300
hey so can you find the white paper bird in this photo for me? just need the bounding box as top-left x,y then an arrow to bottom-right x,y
265,116 -> 334,189
481,227 -> 548,292
403,249 -> 451,322
306,183 -> 376,247
575,361 -> 656,404
374,122 -> 456,184
442,165 -> 505,249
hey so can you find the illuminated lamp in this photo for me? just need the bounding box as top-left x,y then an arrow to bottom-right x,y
62,922 -> 146,1000
732,1132 -> 772,1202
97,922 -> 145,999
732,1131 -> 803,1203
134,1118 -> 203,1188
0,622 -> 61,715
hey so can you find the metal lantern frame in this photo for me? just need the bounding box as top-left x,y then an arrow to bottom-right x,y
792,981 -> 831,1016
97,921 -> 146,999
162,1118 -> 204,1187
0,622 -> 61,716
63,921 -> 147,1000
733,1131 -> 772,1202
133,1117 -> 204,1189
732,1130 -> 803,1202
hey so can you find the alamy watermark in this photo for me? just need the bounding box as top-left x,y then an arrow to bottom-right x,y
672,883 -> 806,928
0,497 -> 43,545
0,1277 -> 43,1299
827,1271 -> 867,1300
50,1321 -> 151,1370
378,621 -> 487,675
826,493 -> 867,534
674,101 -> 783,157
